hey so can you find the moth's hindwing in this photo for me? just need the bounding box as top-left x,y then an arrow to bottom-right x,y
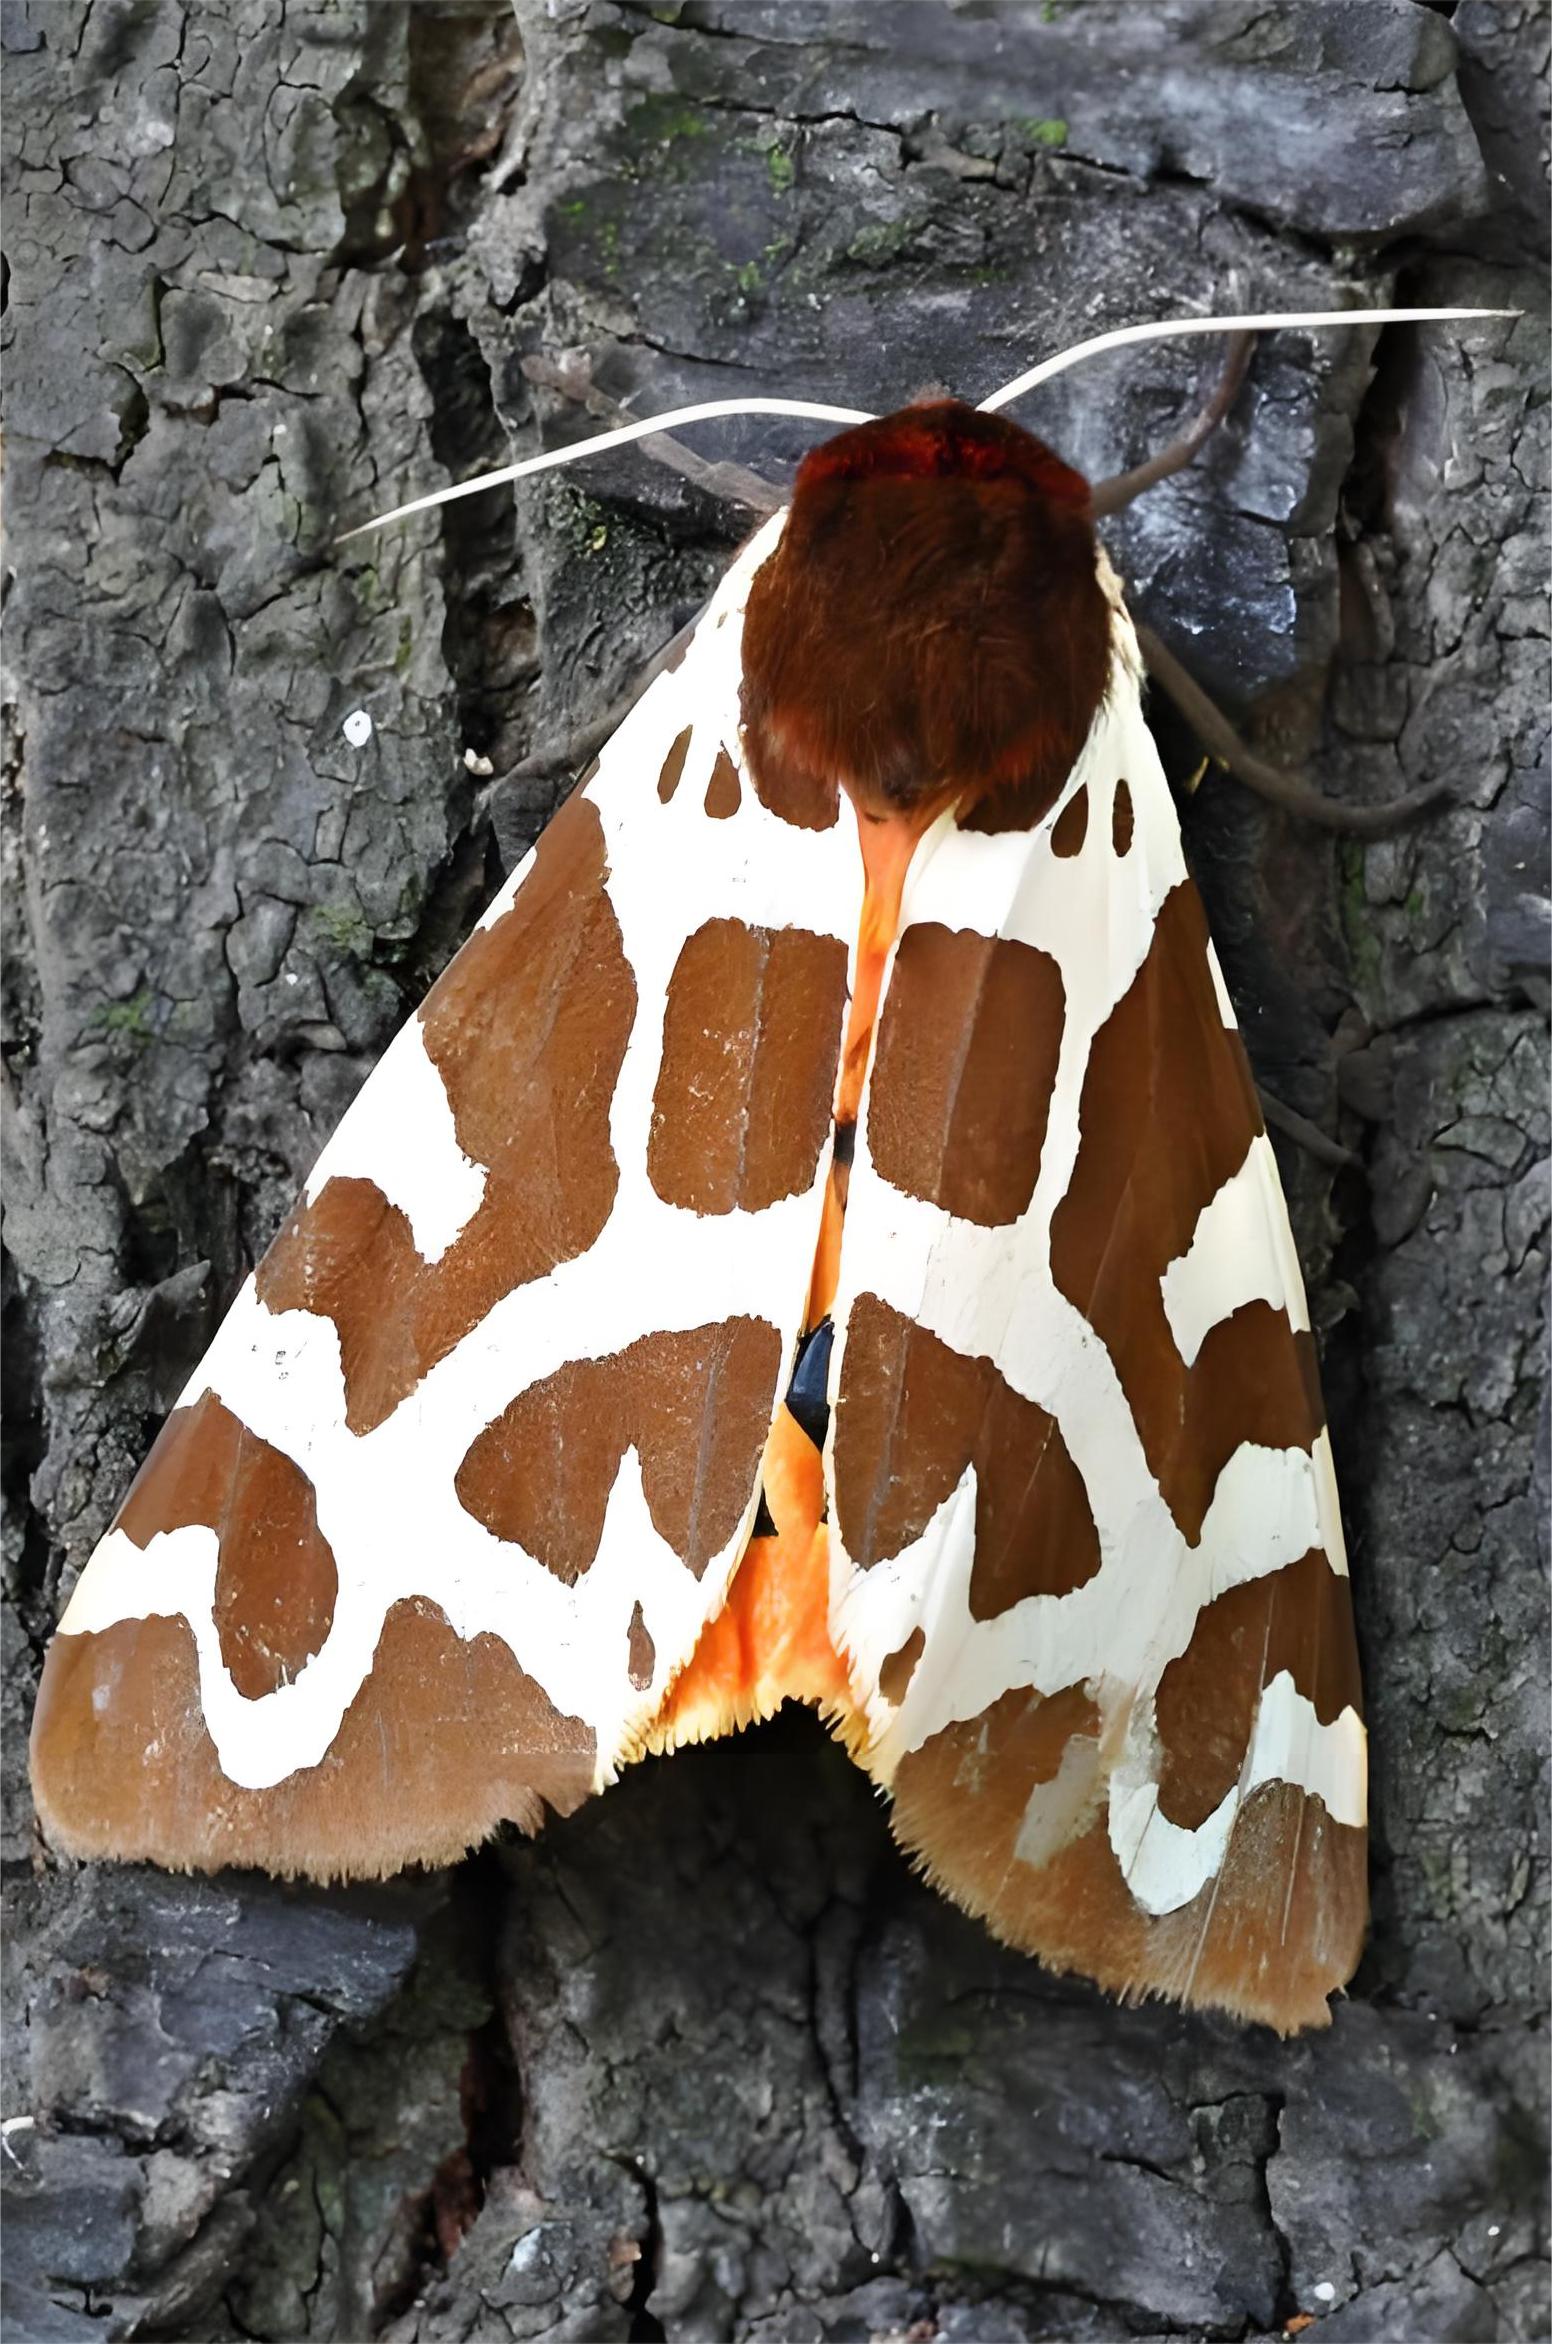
830,604 -> 1366,2033
30,511 -> 865,1879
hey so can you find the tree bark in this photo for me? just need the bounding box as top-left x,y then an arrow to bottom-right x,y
3,3 -> 1546,2338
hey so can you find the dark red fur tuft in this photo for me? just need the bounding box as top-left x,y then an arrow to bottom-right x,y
795,400 -> 1092,507
741,400 -> 1111,830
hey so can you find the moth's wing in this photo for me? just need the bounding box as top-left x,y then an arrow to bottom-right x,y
31,509 -> 864,1880
830,589 -> 1365,2033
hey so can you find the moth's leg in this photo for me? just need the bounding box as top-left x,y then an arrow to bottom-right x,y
1090,331 -> 1257,517
1095,338 -> 1444,835
500,361 -> 779,789
1260,1091 -> 1360,1171
499,608 -> 706,785
1136,621 -> 1448,837
520,354 -> 783,515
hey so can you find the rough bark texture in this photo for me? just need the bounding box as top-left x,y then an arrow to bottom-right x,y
2,3 -> 1547,2339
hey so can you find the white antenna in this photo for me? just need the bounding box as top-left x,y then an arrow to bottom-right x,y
975,306 -> 1517,413
337,307 -> 1515,542
337,397 -> 870,542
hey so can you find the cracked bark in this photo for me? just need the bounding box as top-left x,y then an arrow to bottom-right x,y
2,3 -> 1546,2340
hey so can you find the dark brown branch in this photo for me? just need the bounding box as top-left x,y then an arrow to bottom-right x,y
1135,623 -> 1450,836
1091,332 -> 1258,516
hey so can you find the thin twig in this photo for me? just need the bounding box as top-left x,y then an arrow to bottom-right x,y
1091,332 -> 1257,516
1135,623 -> 1449,837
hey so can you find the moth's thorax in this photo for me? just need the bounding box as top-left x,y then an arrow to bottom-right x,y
740,399 -> 1112,832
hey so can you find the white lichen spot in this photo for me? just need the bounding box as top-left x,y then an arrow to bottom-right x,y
1314,2282 -> 1336,2303
343,710 -> 373,747
463,748 -> 494,775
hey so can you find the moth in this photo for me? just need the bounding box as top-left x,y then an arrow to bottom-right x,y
29,308 -> 1503,2034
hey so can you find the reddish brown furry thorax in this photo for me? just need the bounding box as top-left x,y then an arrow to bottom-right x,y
794,400 -> 1093,505
741,400 -> 1112,832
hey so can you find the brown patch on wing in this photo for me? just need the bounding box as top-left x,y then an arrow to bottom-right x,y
879,1625 -> 926,1707
627,1602 -> 656,1691
892,1684 -> 1139,1957
1154,1548 -> 1363,1831
867,926 -> 1064,1227
1111,779 -> 1134,856
890,1684 -> 1366,2032
1050,880 -> 1321,1540
455,1318 -> 783,1584
704,746 -> 741,819
649,921 -> 849,1215
960,769 -> 1067,836
118,1391 -> 338,1700
1295,1326 -> 1326,1422
834,1294 -> 1100,1619
743,731 -> 840,831
1173,1307 -> 1330,1543
1050,785 -> 1089,858
258,793 -> 636,1435
29,1598 -> 595,1880
658,726 -> 693,803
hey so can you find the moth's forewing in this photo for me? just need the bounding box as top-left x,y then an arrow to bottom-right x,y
30,512 -> 862,1879
830,577 -> 1364,2031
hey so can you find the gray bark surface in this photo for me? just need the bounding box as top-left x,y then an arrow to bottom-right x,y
2,3 -> 1546,2338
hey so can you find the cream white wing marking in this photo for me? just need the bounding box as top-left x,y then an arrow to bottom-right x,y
1160,1133 -> 1312,1370
303,1017 -> 487,1265
1205,938 -> 1237,1027
1108,1678 -> 1367,1916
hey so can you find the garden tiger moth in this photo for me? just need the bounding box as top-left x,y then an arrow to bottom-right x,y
29,308 -> 1511,2034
